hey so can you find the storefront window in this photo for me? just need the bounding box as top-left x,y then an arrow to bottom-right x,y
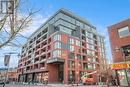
68,70 -> 75,83
117,70 -> 128,86
27,74 -> 33,82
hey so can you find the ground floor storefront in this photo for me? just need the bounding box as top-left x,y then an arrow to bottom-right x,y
115,69 -> 130,86
112,63 -> 130,86
18,71 -> 49,83
18,63 -> 98,84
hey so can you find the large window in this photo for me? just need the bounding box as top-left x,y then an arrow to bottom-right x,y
59,26 -> 72,35
54,42 -> 61,49
76,40 -> 80,46
53,34 -> 61,41
88,63 -> 93,70
53,50 -> 61,58
77,54 -> 82,60
86,31 -> 93,38
68,53 -> 75,59
62,13 -> 75,24
68,60 -> 75,68
87,43 -> 94,50
69,45 -> 74,52
83,63 -> 88,70
118,26 -> 130,38
76,20 -> 84,28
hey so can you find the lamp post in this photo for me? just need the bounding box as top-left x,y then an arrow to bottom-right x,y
115,47 -> 130,86
4,52 -> 20,83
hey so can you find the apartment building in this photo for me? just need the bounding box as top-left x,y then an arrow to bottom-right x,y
108,18 -> 130,86
17,9 -> 106,84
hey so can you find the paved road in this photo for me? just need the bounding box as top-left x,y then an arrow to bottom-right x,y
0,84 -> 118,87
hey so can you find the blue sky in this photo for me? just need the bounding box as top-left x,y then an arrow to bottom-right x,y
0,0 -> 130,68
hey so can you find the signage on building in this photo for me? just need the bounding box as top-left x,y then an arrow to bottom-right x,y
4,55 -> 10,66
111,63 -> 130,70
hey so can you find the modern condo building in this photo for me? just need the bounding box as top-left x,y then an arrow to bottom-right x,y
17,9 -> 106,84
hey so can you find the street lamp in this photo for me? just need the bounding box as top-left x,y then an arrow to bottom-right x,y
115,47 -> 130,86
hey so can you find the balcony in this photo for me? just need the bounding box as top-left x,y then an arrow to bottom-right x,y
47,58 -> 64,64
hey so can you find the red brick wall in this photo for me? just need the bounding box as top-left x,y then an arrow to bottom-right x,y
108,18 -> 130,63
47,64 -> 58,83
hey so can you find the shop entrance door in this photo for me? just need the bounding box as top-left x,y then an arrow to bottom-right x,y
118,70 -> 128,86
58,64 -> 64,83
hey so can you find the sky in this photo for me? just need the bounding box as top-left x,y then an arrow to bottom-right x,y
0,0 -> 130,68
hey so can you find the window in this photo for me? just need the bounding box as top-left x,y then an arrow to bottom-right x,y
93,64 -> 96,69
69,45 -> 74,52
69,38 -> 74,44
76,40 -> 80,46
88,63 -> 93,70
87,38 -> 94,44
62,13 -> 75,24
59,25 -> 72,35
68,53 -> 75,59
83,63 -> 88,70
53,34 -> 61,41
68,61 -> 75,68
54,42 -> 61,49
87,44 -> 94,50
78,62 -> 82,68
118,26 -> 130,38
76,20 -> 84,28
53,50 -> 61,58
86,31 -> 92,38
85,24 -> 91,31
77,54 -> 82,60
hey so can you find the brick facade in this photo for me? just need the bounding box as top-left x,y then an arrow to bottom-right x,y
108,18 -> 130,63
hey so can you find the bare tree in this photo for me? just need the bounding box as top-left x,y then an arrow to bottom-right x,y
0,0 -> 37,48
